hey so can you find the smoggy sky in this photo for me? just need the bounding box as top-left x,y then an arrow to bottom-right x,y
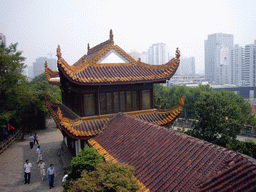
1,0 -> 256,74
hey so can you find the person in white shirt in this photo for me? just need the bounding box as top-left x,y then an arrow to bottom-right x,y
62,171 -> 68,185
36,146 -> 42,163
24,159 -> 32,184
38,160 -> 46,181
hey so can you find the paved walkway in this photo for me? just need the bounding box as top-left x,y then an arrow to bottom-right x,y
0,118 -> 65,192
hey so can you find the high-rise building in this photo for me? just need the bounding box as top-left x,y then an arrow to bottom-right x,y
0,33 -> 6,47
148,43 -> 168,65
176,57 -> 195,75
33,57 -> 57,77
28,65 -> 34,77
230,44 -> 244,85
243,41 -> 256,86
205,33 -> 233,84
141,51 -> 148,63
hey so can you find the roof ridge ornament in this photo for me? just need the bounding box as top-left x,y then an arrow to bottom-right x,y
110,29 -> 114,44
87,43 -> 90,53
176,47 -> 180,59
44,61 -> 48,68
57,107 -> 63,121
56,45 -> 62,59
179,96 -> 184,106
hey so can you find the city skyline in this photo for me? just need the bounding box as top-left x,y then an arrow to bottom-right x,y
1,0 -> 256,75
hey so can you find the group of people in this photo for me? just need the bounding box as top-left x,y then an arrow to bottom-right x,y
24,133 -> 67,189
24,159 -> 57,189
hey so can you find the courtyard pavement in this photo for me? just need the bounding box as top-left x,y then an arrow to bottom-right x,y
0,118 -> 65,192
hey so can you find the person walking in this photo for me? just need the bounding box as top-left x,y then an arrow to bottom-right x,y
24,159 -> 32,184
29,134 -> 34,149
38,160 -> 46,181
34,133 -> 39,145
36,146 -> 42,163
47,164 -> 56,189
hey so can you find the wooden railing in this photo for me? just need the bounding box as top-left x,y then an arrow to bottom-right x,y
0,129 -> 23,154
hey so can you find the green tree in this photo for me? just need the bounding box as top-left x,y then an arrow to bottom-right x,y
63,146 -> 105,191
187,91 -> 256,147
0,42 -> 26,138
67,161 -> 142,192
0,41 -> 61,138
29,73 -> 61,114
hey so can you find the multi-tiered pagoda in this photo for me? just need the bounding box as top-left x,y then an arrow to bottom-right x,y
45,30 -> 256,191
45,30 -> 183,154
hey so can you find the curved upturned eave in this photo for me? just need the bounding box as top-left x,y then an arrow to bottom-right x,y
45,67 -> 60,85
53,96 -> 184,139
57,56 -> 180,86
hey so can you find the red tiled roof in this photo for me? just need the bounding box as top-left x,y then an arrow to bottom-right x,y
45,96 -> 184,140
90,113 -> 256,192
51,30 -> 180,86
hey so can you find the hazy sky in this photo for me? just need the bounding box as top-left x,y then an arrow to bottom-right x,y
1,0 -> 256,74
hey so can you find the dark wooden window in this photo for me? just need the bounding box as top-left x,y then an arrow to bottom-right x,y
74,94 -> 80,115
95,89 -> 140,115
84,94 -> 95,115
126,91 -> 132,111
100,93 -> 106,115
142,90 -> 151,109
132,91 -> 138,110
120,92 -> 125,112
107,92 -> 112,114
113,92 -> 119,112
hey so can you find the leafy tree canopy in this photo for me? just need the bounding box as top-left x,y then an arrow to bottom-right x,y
154,84 -> 256,148
0,41 -> 61,138
63,146 -> 105,191
70,146 -> 105,178
0,42 -> 26,128
67,161 -> 142,192
187,91 -> 256,146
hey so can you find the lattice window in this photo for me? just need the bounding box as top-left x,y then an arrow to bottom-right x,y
142,90 -> 151,109
107,92 -> 112,114
84,94 -> 95,115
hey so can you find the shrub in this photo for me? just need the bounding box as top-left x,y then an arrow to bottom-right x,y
63,146 -> 105,191
67,161 -> 142,192
227,139 -> 256,158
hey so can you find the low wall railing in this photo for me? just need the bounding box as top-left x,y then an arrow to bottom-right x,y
0,129 -> 23,154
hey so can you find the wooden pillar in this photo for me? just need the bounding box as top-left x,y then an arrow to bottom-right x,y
150,87 -> 154,109
138,89 -> 142,110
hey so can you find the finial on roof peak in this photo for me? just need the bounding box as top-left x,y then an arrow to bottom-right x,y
87,43 -> 90,52
57,107 -> 63,121
176,47 -> 180,59
44,61 -> 48,68
110,29 -> 114,43
56,45 -> 62,59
